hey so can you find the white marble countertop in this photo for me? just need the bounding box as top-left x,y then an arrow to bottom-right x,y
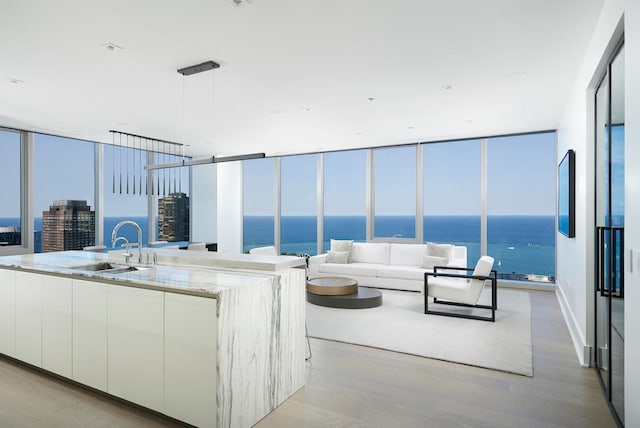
127,248 -> 306,272
0,250 -> 305,298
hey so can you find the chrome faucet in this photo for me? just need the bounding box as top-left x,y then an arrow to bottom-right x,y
113,236 -> 132,263
111,220 -> 143,264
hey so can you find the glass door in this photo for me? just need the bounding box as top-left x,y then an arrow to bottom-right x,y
594,43 -> 625,426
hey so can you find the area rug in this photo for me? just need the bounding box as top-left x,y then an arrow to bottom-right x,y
306,288 -> 533,377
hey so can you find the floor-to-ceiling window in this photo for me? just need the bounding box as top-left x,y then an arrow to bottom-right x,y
241,131 -> 557,283
423,139 -> 481,266
281,154 -> 317,255
486,133 -> 556,281
373,146 -> 416,239
0,128 -> 22,249
243,158 -> 276,253
34,134 -> 95,253
323,150 -> 367,251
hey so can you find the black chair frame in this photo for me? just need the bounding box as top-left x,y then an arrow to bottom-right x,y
424,266 -> 498,322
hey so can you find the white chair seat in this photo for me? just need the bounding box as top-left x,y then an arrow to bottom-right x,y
427,277 -> 477,305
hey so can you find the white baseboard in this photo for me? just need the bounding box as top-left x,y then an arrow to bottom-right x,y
555,285 -> 591,367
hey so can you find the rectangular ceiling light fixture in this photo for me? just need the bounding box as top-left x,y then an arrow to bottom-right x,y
177,60 -> 220,76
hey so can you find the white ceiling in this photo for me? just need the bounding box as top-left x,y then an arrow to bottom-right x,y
1,0 -> 604,158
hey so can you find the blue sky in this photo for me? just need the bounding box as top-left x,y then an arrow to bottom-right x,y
244,132 -> 557,216
1,130 -> 556,220
0,131 -> 189,219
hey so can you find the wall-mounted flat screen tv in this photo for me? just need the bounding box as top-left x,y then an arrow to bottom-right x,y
558,149 -> 575,237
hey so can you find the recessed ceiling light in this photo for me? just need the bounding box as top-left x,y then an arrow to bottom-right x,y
367,97 -> 375,101
408,126 -> 414,130
441,84 -> 454,91
8,78 -> 24,84
103,43 -> 123,52
504,71 -> 527,79
465,119 -> 474,124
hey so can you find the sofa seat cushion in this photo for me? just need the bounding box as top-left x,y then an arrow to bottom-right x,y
375,266 -> 428,281
389,243 -> 428,266
318,262 -> 382,277
351,242 -> 390,264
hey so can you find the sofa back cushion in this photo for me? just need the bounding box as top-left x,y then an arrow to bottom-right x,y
389,243 -> 428,266
351,243 -> 390,264
451,245 -> 467,266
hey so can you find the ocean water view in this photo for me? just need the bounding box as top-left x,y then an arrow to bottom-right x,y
244,215 -> 556,279
3,215 -> 556,280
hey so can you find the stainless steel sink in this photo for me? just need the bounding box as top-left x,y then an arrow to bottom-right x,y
67,262 -> 148,274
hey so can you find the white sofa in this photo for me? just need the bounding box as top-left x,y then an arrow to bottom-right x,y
308,242 -> 467,292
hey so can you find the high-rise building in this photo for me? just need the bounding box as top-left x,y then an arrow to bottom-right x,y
41,200 -> 95,252
0,226 -> 21,246
158,192 -> 189,242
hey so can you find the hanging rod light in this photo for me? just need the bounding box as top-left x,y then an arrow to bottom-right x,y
145,152 -> 266,170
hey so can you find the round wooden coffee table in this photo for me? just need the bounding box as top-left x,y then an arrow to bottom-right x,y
306,277 -> 382,309
306,277 -> 358,295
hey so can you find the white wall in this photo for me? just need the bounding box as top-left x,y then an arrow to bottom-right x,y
557,0 -> 640,425
624,0 -> 640,425
190,164 -> 218,244
216,162 -> 243,253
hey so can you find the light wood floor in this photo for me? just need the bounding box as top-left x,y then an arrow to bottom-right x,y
0,290 -> 616,428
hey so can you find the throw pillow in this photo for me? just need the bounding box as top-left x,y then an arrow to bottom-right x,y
330,239 -> 354,261
330,239 -> 353,252
427,242 -> 454,264
325,250 -> 350,264
421,255 -> 448,269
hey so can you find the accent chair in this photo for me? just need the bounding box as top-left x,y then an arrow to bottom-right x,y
424,255 -> 497,322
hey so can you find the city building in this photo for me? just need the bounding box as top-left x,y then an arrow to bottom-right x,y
0,226 -> 20,246
0,1 -> 639,427
158,192 -> 190,242
41,200 -> 95,252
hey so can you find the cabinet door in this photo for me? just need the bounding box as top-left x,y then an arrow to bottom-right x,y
108,285 -> 164,413
72,279 -> 108,391
15,271 -> 42,367
42,275 -> 72,377
0,269 -> 16,357
165,293 -> 217,428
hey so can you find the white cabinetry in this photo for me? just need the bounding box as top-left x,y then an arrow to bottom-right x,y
72,279 -> 108,391
108,285 -> 164,412
165,292 -> 218,428
0,269 -> 16,357
15,271 -> 42,367
42,275 -> 73,377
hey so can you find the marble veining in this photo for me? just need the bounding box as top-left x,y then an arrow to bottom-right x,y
0,250 -> 307,428
216,268 -> 305,427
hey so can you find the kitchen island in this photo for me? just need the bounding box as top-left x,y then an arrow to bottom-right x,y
0,249 -> 306,428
